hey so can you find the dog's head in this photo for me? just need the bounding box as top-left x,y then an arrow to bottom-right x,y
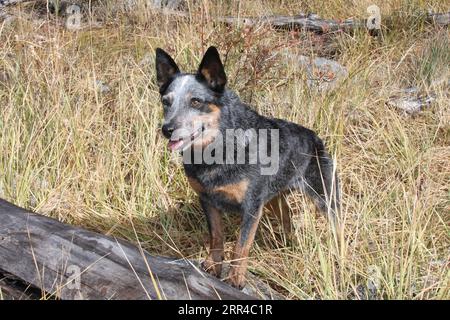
155,46 -> 227,151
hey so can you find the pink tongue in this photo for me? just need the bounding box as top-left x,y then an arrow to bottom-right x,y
168,140 -> 184,151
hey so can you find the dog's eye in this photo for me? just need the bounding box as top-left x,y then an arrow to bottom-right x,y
190,98 -> 202,108
161,97 -> 171,107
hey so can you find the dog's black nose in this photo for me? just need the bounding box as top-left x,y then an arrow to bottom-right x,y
161,124 -> 174,138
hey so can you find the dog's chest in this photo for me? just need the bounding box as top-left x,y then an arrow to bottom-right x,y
185,169 -> 249,211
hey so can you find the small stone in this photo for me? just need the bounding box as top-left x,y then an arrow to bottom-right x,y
294,54 -> 348,92
152,0 -> 186,10
95,80 -> 111,94
387,97 -> 435,114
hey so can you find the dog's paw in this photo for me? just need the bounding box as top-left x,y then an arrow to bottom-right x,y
226,267 -> 246,290
201,258 -> 222,278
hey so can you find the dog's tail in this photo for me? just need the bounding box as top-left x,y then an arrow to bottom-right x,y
304,137 -> 340,224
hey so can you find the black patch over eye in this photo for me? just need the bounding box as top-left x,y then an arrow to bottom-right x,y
191,98 -> 202,108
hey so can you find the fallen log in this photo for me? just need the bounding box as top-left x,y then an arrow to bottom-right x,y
218,13 -> 362,33
0,0 -> 34,6
0,270 -> 42,299
0,198 -> 254,300
218,11 -> 450,33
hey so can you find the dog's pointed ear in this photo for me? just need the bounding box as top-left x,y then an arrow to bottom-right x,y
197,46 -> 227,92
155,48 -> 180,91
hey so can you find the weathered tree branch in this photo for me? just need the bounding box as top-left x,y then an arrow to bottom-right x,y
152,9 -> 449,32
218,11 -> 449,33
0,269 -> 42,299
1,1 -> 449,33
218,14 -> 362,33
0,0 -> 34,6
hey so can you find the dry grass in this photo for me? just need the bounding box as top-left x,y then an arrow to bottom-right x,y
0,0 -> 449,299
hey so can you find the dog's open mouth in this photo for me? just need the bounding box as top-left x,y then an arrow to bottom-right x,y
168,126 -> 204,151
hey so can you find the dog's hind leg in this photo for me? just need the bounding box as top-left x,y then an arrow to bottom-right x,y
265,191 -> 292,234
200,199 -> 224,278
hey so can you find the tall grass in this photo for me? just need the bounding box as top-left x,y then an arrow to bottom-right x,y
0,0 -> 448,299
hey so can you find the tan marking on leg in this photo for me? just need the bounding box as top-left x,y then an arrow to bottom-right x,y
228,205 -> 263,289
201,205 -> 224,277
213,179 -> 249,203
187,176 -> 204,194
265,192 -> 292,233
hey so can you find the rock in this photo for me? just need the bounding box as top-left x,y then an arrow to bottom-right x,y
387,95 -> 436,114
151,0 -> 186,10
95,80 -> 111,94
281,50 -> 348,92
123,0 -> 186,11
298,55 -> 348,91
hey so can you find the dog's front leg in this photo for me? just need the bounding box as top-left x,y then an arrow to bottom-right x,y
200,199 -> 224,278
228,204 -> 263,289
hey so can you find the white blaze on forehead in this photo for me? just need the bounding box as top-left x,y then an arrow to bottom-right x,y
173,74 -> 198,95
163,75 -> 197,125
177,75 -> 190,92
171,75 -> 196,106
162,75 -> 192,105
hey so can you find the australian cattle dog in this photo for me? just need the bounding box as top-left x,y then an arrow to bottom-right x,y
155,46 -> 340,289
